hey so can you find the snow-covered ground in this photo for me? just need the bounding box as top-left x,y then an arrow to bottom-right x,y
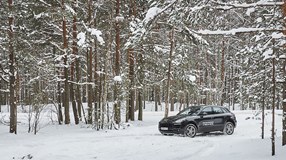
0,104 -> 285,160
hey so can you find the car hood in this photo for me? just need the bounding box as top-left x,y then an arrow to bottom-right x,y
161,115 -> 190,123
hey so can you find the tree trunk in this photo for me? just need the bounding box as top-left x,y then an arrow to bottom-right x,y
8,0 -> 17,134
138,90 -> 143,121
0,81 -> 2,112
164,28 -> 175,118
93,15 -> 99,128
155,86 -> 158,111
282,58 -> 286,145
57,73 -> 63,124
271,53 -> 276,156
61,0 -> 70,124
71,1 -> 79,124
138,49 -> 144,121
220,40 -> 225,106
87,0 -> 93,124
75,25 -> 82,122
127,0 -> 136,122
230,61 -> 233,108
170,91 -> 174,111
94,39 -> 99,128
62,1 -> 70,124
114,0 -> 121,125
75,49 -> 82,122
54,45 -> 63,125
128,48 -> 135,121
186,91 -> 189,107
98,69 -> 103,127
262,61 -> 266,139
282,0 -> 286,146
87,48 -> 93,124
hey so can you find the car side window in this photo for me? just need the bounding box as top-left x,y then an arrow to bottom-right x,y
201,107 -> 213,115
222,107 -> 230,113
213,107 -> 224,114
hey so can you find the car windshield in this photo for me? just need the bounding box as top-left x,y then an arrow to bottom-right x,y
177,106 -> 202,116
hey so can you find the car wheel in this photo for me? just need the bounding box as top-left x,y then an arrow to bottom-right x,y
184,124 -> 197,138
224,122 -> 234,135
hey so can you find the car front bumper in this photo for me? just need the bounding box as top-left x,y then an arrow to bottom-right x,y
158,122 -> 184,135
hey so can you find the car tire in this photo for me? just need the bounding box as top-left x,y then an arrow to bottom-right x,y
223,122 -> 234,135
184,124 -> 197,138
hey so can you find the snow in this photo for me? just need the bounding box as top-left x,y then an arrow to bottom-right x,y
0,89 -> 9,93
88,28 -> 104,45
272,32 -> 284,39
154,45 -> 169,54
256,17 -> 263,23
246,8 -> 255,16
214,1 -> 284,8
279,55 -> 286,59
188,75 -> 196,82
77,32 -> 86,47
65,4 -> 75,15
115,16 -> 124,23
34,13 -> 49,19
262,48 -> 273,61
39,0 -> 51,7
143,7 -> 162,24
198,27 -> 280,35
0,107 -> 285,160
77,29 -> 104,47
113,76 -> 122,82
184,26 -> 209,45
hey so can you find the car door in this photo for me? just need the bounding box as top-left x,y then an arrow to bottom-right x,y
211,107 -> 226,131
197,106 -> 215,132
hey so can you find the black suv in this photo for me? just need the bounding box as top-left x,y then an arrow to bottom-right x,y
158,105 -> 237,137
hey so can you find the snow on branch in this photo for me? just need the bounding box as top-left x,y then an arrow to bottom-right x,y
263,48 -> 274,61
65,4 -> 76,15
143,7 -> 162,25
126,1 -> 179,48
80,22 -> 105,46
77,32 -> 86,47
0,89 -> 9,93
137,0 -> 178,41
39,0 -> 51,7
183,25 -> 209,45
197,27 -> 284,35
114,76 -> 122,82
88,28 -> 105,45
50,42 -> 65,53
0,64 -> 9,83
210,0 -> 284,9
143,0 -> 178,26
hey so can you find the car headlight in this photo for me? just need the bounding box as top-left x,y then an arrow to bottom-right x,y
160,118 -> 168,123
174,117 -> 187,124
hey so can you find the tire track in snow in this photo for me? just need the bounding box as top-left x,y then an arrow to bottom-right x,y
174,138 -> 218,160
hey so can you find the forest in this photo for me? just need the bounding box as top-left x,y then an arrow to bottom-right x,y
0,0 -> 286,151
